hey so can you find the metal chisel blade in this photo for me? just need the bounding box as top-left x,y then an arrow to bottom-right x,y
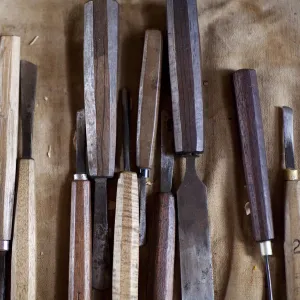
75,110 -> 86,174
161,110 -> 174,193
20,60 -> 37,159
283,106 -> 295,169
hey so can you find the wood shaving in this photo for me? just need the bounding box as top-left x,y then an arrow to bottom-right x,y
47,145 -> 52,158
29,36 -> 39,45
245,202 -> 251,215
203,80 -> 209,86
252,265 -> 256,271
146,180 -> 153,186
44,96 -> 48,101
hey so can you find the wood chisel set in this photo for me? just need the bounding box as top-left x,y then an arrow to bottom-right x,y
0,0 -> 299,300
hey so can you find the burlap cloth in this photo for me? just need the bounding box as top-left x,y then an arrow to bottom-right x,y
1,0 -> 296,299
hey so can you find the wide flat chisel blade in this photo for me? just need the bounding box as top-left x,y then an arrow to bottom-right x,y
283,106 -> 295,170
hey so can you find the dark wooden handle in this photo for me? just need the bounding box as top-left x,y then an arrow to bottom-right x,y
167,0 -> 203,155
69,179 -> 92,300
136,30 -> 162,169
233,69 -> 274,242
152,193 -> 175,300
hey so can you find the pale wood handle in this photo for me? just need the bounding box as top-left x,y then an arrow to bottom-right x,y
284,179 -> 300,300
69,179 -> 92,300
113,172 -> 139,300
11,159 -> 36,300
0,36 -> 20,243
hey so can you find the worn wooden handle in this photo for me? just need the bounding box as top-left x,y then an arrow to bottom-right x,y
284,177 -> 300,300
233,69 -> 274,242
11,159 -> 36,300
113,172 -> 139,300
0,36 -> 20,245
152,193 -> 175,300
68,179 -> 92,300
167,0 -> 203,154
136,30 -> 162,169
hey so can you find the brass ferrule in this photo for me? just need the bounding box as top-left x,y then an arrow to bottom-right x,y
284,169 -> 298,181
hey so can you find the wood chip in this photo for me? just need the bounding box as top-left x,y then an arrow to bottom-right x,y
47,145 -> 52,158
29,36 -> 39,46
44,96 -> 48,101
245,202 -> 251,215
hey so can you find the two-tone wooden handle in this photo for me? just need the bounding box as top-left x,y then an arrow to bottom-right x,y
11,159 -> 36,300
0,36 -> 20,248
233,69 -> 274,242
152,193 -> 175,300
69,177 -> 92,300
284,170 -> 300,300
113,172 -> 139,300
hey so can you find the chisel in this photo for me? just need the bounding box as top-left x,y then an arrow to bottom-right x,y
233,69 -> 274,300
167,0 -> 214,298
113,89 -> 139,300
83,0 -> 118,290
282,106 -> 300,300
152,110 -> 175,300
136,30 -> 162,246
68,110 -> 92,300
0,36 -> 20,299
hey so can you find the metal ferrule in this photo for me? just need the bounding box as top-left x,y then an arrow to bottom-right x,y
139,168 -> 150,178
284,169 -> 298,181
260,241 -> 273,256
74,174 -> 88,181
0,241 -> 9,251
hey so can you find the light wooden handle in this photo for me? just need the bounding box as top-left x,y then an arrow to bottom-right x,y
11,159 -> 36,300
113,172 -> 139,300
69,179 -> 92,300
136,30 -> 162,169
284,178 -> 300,300
0,36 -> 20,244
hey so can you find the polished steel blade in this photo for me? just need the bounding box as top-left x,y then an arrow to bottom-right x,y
283,106 -> 295,169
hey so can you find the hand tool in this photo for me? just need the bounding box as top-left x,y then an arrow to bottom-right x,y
113,89 -> 139,300
10,60 -> 36,300
83,0 -> 118,290
233,69 -> 274,300
282,106 -> 300,300
167,0 -> 214,298
0,36 -> 20,299
152,110 -> 175,300
136,30 -> 162,246
68,110 -> 92,300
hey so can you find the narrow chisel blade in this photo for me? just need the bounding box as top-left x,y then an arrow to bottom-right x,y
283,106 -> 295,169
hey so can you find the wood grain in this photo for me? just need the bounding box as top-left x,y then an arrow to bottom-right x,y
0,36 -> 20,246
167,0 -> 203,155
113,172 -> 139,300
284,177 -> 300,300
11,159 -> 36,300
69,179 -> 92,300
233,69 -> 274,242
136,30 -> 162,169
152,193 -> 175,300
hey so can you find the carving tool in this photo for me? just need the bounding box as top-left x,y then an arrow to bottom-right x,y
167,0 -> 214,298
83,0 -> 118,290
152,110 -> 175,300
11,61 -> 37,299
113,89 -> 139,300
0,36 -> 20,299
136,30 -> 162,246
68,110 -> 92,300
282,106 -> 300,300
233,69 -> 274,300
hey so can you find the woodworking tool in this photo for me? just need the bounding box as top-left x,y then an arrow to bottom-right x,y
68,110 -> 92,300
233,69 -> 274,300
11,61 -> 37,299
282,106 -> 300,300
152,110 -> 175,300
167,0 -> 214,298
0,36 -> 20,300
83,0 -> 118,290
113,89 -> 139,300
136,30 -> 162,246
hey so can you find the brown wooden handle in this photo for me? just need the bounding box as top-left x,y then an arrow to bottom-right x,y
152,193 -> 175,300
0,36 -> 20,245
284,179 -> 300,300
68,179 -> 92,300
167,0 -> 203,155
233,69 -> 274,242
136,30 -> 162,169
11,159 -> 36,300
113,172 -> 139,300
